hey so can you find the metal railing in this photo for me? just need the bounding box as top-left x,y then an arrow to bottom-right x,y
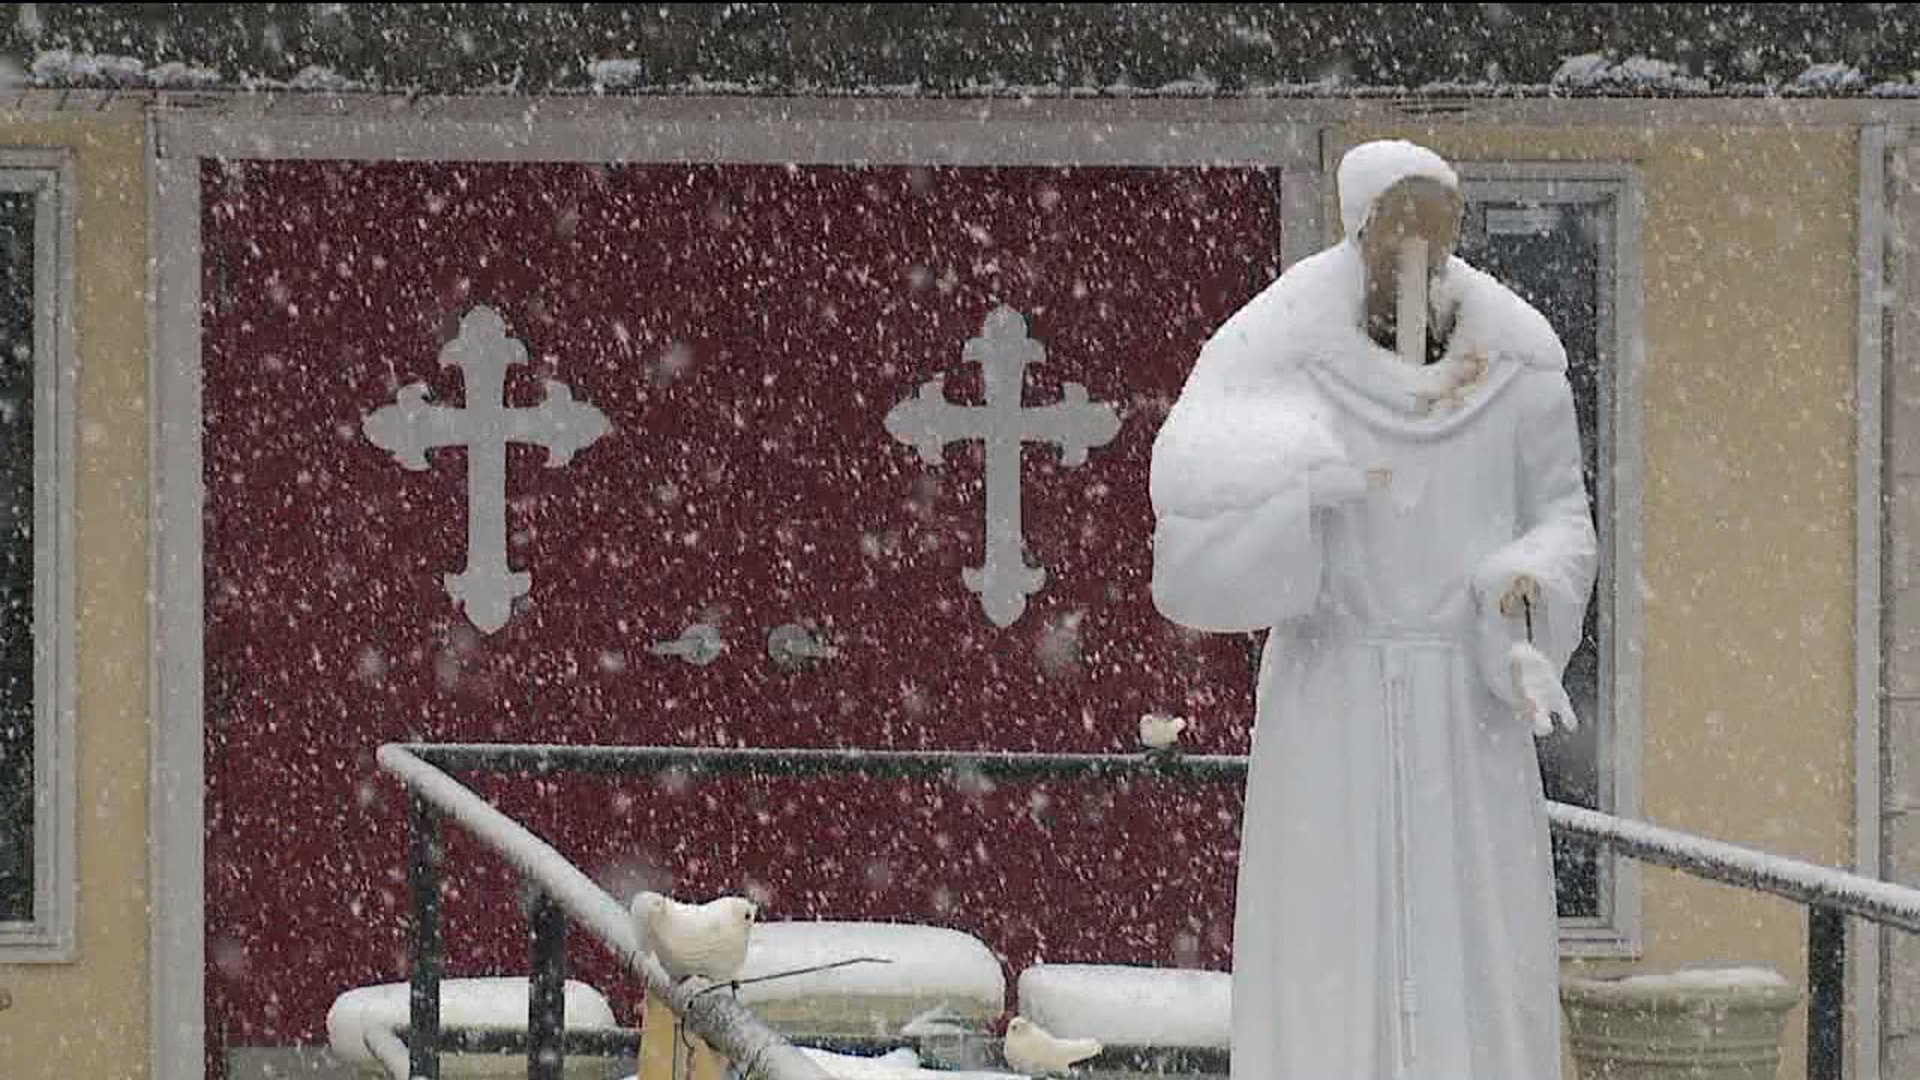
380,741 -> 1920,1080
377,744 -> 834,1080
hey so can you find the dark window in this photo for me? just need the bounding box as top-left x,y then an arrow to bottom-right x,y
0,189 -> 37,924
1459,192 -> 1617,922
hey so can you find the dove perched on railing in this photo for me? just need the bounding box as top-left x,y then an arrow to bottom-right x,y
1138,712 -> 1188,751
630,891 -> 758,982
1002,1016 -> 1102,1077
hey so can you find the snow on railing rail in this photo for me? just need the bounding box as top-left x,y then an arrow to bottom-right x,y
1546,800 -> 1920,933
396,741 -> 1920,934
362,1024 -> 413,1080
381,740 -> 1920,1080
376,743 -> 833,1080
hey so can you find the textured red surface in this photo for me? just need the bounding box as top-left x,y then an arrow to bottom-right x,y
200,159 -> 1279,1061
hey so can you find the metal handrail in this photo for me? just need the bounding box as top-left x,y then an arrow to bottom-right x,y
383,741 -> 1920,1080
377,744 -> 833,1080
397,741 -> 1920,930
1547,800 -> 1920,933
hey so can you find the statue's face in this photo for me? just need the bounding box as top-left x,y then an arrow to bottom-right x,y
1360,176 -> 1463,280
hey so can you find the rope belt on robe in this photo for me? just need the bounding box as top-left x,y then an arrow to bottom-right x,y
1364,638 -> 1444,1079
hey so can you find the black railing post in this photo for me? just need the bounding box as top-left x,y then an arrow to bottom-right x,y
408,791 -> 444,1080
1807,904 -> 1845,1080
528,885 -> 567,1080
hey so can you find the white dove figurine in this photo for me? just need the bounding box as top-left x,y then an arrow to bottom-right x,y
1003,1016 -> 1102,1077
630,891 -> 758,982
1509,640 -> 1579,738
1138,712 -> 1188,751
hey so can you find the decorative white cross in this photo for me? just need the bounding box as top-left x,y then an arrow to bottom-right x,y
363,306 -> 611,634
885,305 -> 1120,627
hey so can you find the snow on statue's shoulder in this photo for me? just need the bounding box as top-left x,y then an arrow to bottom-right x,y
1149,250 -> 1351,520
1437,259 -> 1568,372
1149,385 -> 1342,519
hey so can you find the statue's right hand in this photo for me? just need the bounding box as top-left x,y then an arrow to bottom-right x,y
1497,574 -> 1543,619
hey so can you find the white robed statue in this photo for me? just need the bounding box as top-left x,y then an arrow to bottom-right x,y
1149,139 -> 1598,1080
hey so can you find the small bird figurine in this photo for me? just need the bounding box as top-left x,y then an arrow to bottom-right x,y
1138,712 -> 1189,752
1003,1016 -> 1102,1077
630,891 -> 758,982
1509,640 -> 1578,738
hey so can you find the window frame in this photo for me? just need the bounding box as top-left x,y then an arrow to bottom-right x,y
1454,161 -> 1647,956
0,149 -> 77,962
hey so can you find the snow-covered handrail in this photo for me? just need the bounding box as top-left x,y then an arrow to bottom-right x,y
1546,801 -> 1920,933
376,743 -> 833,1080
396,741 -> 1920,934
382,740 -> 1918,1080
407,741 -> 1251,779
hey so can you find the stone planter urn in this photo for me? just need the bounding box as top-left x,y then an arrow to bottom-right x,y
1560,967 -> 1801,1080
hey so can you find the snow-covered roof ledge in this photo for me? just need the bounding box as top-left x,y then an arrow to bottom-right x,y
26,47 -> 1920,101
10,4 -> 1920,101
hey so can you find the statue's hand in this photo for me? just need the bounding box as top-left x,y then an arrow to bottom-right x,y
1497,574 -> 1541,619
1510,641 -> 1578,737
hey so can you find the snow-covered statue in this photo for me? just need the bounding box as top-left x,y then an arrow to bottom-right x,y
1149,140 -> 1597,1080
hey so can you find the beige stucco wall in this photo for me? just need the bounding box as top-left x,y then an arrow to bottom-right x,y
0,115 -> 150,1078
1334,123 -> 1860,1079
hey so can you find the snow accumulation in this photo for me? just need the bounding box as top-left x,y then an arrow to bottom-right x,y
284,65 -> 369,93
27,49 -> 359,92
31,48 -> 147,87
30,48 -> 222,89
588,59 -> 648,92
1335,137 -> 1458,237
802,1046 -> 1024,1080
1149,393 -> 1343,518
1550,54 -> 1711,94
1547,52 -> 1906,97
1564,965 -> 1801,1009
1548,54 -> 1613,88
1794,62 -> 1867,92
1545,801 -> 1920,933
806,1046 -> 926,1077
147,60 -> 225,89
324,977 -> 618,1065
1017,964 -> 1231,1049
589,59 -> 766,95
26,46 -> 1917,99
802,1045 -> 1029,1080
622,1048 -> 1024,1080
737,921 -> 1006,1020
1609,967 -> 1793,992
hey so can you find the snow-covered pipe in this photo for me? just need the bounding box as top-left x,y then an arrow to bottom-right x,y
1547,801 -> 1920,933
362,1026 -> 412,1080
376,744 -> 834,1080
385,740 -> 1920,937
